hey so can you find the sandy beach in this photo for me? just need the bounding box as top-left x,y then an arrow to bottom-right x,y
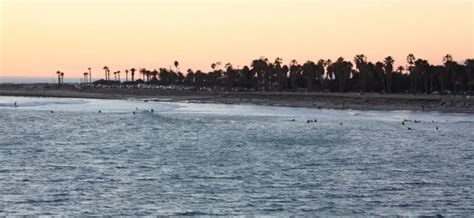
1,83 -> 473,113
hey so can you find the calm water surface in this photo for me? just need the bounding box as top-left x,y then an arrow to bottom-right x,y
0,96 -> 473,216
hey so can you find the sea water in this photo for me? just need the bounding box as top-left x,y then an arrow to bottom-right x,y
0,96 -> 473,216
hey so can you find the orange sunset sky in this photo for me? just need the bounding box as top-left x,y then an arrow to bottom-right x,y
1,0 -> 473,78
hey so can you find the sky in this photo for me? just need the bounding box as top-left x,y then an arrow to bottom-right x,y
1,0 -> 473,78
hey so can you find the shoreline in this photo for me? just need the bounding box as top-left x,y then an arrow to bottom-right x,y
1,84 -> 473,114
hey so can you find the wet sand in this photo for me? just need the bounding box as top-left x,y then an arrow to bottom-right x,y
1,83 -> 473,113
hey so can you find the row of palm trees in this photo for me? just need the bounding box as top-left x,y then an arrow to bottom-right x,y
63,54 -> 474,94
55,71 -> 65,85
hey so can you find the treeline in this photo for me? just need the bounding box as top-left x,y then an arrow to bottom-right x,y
88,54 -> 474,94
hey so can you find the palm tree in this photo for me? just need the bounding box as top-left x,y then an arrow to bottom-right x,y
375,62 -> 386,92
333,57 -> 352,92
324,59 -> 332,79
396,66 -> 405,92
289,59 -> 300,91
103,66 -> 110,81
125,70 -> 129,82
384,56 -> 395,93
224,63 -> 235,91
434,65 -> 446,92
88,67 -> 92,84
185,69 -> 195,86
354,54 -> 368,93
414,59 -> 430,93
443,54 -> 453,63
60,72 -> 65,84
56,71 -> 62,85
443,54 -> 459,92
406,54 -> 416,92
251,58 -> 269,91
117,71 -> 121,82
302,61 -> 317,91
130,68 -> 136,82
140,68 -> 146,81
174,61 -> 179,73
83,72 -> 89,84
465,59 -> 474,91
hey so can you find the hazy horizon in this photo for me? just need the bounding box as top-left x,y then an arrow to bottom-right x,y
1,0 -> 473,78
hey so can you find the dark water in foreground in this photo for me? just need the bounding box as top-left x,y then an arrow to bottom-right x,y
0,97 -> 473,216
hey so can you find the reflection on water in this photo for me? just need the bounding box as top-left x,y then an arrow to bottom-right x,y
0,96 -> 473,216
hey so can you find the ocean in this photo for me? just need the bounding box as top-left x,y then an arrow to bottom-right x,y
0,77 -> 93,84
0,96 -> 473,216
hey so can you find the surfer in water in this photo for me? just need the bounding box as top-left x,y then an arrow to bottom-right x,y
14,102 -> 18,107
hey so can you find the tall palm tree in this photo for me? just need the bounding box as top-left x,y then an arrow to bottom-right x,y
354,54 -> 368,93
103,66 -> 109,81
174,61 -> 179,73
325,59 -> 332,79
60,72 -> 65,85
384,56 -> 395,93
83,72 -> 89,84
302,61 -> 317,91
251,58 -> 268,91
406,54 -> 416,92
414,59 -> 430,93
465,59 -> 474,91
396,66 -> 405,92
88,67 -> 92,84
140,68 -> 146,81
130,68 -> 136,82
56,71 -> 62,85
224,63 -> 235,91
125,70 -> 129,82
375,62 -> 386,92
333,57 -> 352,92
443,54 -> 456,91
289,59 -> 300,91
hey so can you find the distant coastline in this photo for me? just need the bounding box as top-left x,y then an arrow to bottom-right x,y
0,76 -> 95,84
1,83 -> 473,113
